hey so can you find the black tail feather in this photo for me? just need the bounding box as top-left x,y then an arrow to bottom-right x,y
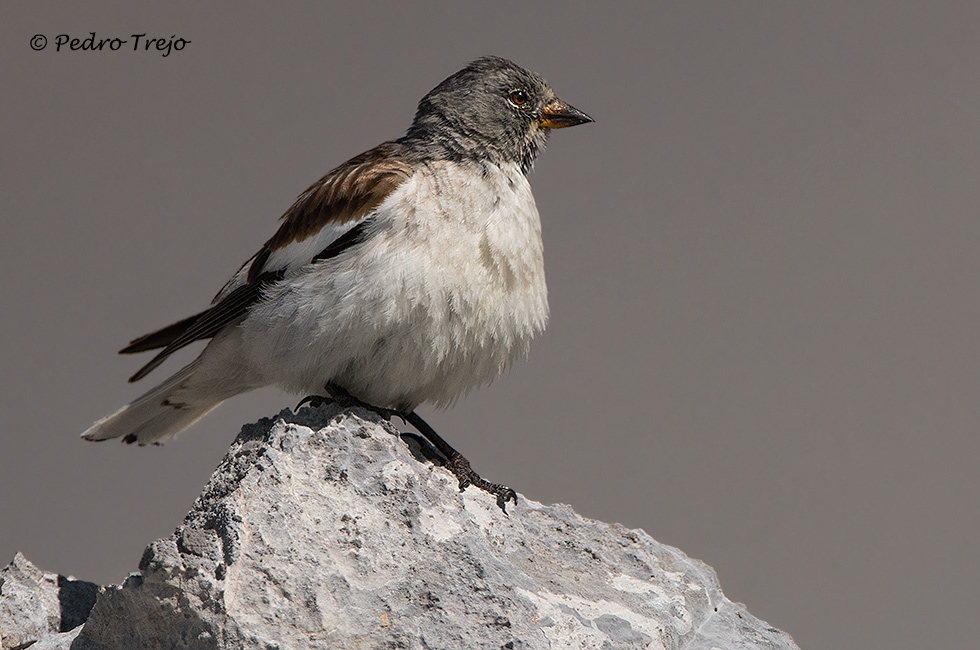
120,311 -> 206,354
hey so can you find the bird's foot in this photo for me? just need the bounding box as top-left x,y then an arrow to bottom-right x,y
293,392 -> 405,422
322,382 -> 404,422
298,388 -> 517,512
444,451 -> 518,513
295,394 -> 331,410
404,411 -> 518,514
296,385 -> 402,423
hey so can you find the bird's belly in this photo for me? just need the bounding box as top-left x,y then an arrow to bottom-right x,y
240,162 -> 549,409
333,279 -> 544,410
242,240 -> 547,410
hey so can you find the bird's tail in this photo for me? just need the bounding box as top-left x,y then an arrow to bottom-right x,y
81,355 -> 244,446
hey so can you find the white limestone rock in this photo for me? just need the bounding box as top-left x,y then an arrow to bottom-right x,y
75,405 -> 799,649
11,405 -> 799,649
0,552 -> 96,650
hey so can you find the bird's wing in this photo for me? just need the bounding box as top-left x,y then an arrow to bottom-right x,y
120,141 -> 414,382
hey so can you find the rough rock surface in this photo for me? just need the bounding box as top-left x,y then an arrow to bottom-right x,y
6,405 -> 800,649
0,552 -> 97,650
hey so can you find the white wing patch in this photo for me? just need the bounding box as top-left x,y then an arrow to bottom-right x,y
212,219 -> 366,304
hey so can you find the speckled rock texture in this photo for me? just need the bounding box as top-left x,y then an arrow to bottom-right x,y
0,552 -> 97,650
8,405 -> 799,649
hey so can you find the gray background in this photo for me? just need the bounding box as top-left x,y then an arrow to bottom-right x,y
2,2 -> 977,649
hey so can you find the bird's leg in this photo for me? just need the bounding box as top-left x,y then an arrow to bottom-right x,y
326,382 -> 404,422
296,383 -> 403,422
298,385 -> 516,512
404,411 -> 518,514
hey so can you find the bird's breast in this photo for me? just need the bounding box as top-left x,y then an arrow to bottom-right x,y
361,161 -> 550,400
243,161 -> 549,408
389,160 -> 549,329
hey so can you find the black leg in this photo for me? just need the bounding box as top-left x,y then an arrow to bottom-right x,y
297,384 -> 517,513
404,411 -> 518,514
296,383 -> 403,423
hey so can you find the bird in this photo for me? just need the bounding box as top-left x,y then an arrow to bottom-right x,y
81,56 -> 593,511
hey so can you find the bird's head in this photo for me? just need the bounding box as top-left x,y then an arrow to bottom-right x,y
405,56 -> 593,173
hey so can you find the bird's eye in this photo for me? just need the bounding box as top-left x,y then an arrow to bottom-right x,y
509,90 -> 529,106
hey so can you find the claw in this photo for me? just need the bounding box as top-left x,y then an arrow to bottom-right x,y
324,382 -> 402,422
433,434 -> 517,514
495,489 -> 517,514
296,394 -> 331,411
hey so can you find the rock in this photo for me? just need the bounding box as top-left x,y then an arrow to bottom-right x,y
4,405 -> 799,649
0,552 -> 97,650
69,405 -> 799,650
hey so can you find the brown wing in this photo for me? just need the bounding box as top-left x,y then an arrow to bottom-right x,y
247,141 -> 414,282
120,141 -> 415,381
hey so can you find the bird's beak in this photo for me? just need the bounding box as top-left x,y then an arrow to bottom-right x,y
537,97 -> 594,129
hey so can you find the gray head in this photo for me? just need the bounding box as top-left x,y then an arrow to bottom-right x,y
402,56 -> 592,173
